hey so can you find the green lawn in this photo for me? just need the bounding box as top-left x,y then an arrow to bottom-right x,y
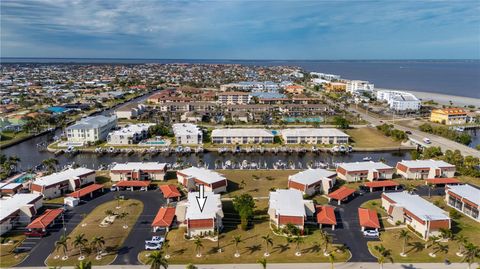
46,199 -> 144,266
346,127 -> 401,148
0,232 -> 28,268
139,200 -> 350,264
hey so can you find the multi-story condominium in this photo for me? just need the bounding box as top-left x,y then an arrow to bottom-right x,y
336,161 -> 395,182
65,115 -> 117,143
30,168 -> 96,199
268,189 -> 315,232
172,123 -> 203,145
445,184 -> 479,222
430,108 -> 467,125
0,193 -> 43,235
220,81 -> 279,93
158,102 -> 190,112
309,72 -> 341,81
396,160 -> 456,179
107,123 -> 153,145
115,103 -> 146,119
110,162 -> 168,181
176,191 -> 223,237
177,167 -> 228,194
376,90 -> 421,111
211,128 -> 274,144
346,80 -> 374,94
288,169 -> 337,195
323,82 -> 347,92
217,92 -> 251,105
382,192 -> 450,239
281,128 -> 349,145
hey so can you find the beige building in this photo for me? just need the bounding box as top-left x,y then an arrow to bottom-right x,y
281,128 -> 349,145
110,162 -> 167,181
211,128 -> 274,144
396,160 -> 456,179
336,161 -> 395,182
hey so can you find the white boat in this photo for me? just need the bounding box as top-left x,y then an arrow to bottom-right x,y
362,157 -> 372,161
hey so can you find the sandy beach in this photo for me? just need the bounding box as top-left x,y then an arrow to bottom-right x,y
403,90 -> 479,108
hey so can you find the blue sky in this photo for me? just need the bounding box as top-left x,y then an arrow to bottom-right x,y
1,0 -> 480,59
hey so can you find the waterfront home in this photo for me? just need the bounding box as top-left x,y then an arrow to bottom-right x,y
110,162 -> 167,181
177,167 -> 227,194
336,161 -> 394,182
268,189 -> 315,232
65,115 -> 117,144
280,128 -> 349,145
346,80 -> 374,94
0,193 -> 43,235
107,123 -> 154,145
288,169 -> 337,195
31,168 -> 96,199
176,191 -> 223,237
115,103 -> 146,119
445,184 -> 479,222
211,128 -> 274,144
172,123 -> 203,145
382,192 -> 450,239
430,107 -> 467,125
376,90 -> 421,111
217,91 -> 251,105
396,159 -> 456,179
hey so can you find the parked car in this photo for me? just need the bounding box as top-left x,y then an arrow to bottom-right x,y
145,236 -> 165,244
363,230 -> 379,237
405,130 -> 412,135
423,137 -> 431,144
110,184 -> 118,191
140,186 -> 148,191
145,242 -> 162,250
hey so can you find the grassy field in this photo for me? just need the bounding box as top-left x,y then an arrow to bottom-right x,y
346,127 -> 401,148
46,199 -> 144,266
218,170 -> 299,198
139,200 -> 350,265
368,195 -> 480,263
0,232 -> 28,268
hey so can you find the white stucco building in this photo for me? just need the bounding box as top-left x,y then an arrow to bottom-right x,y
376,90 -> 421,111
107,123 -> 153,145
172,123 -> 203,145
281,128 -> 349,144
66,115 -> 117,144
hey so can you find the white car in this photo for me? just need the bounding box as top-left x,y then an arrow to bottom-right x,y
145,242 -> 162,250
140,186 -> 148,191
145,236 -> 165,244
423,137 -> 431,144
363,230 -> 379,237
110,185 -> 118,191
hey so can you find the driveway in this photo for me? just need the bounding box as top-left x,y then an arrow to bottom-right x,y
17,190 -> 166,267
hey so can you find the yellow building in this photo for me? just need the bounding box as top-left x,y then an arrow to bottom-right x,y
284,85 -> 305,95
323,82 -> 347,92
430,108 -> 467,125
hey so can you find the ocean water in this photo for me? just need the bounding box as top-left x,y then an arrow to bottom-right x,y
1,58 -> 479,98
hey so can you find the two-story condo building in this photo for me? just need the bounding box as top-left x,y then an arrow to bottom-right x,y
110,162 -> 168,181
281,128 -> 349,145
396,160 -> 456,179
382,192 -> 450,239
211,129 -> 274,144
288,169 -> 337,195
30,168 -> 96,199
430,108 -> 467,125
445,184 -> 479,222
177,167 -> 227,194
66,115 -> 117,144
336,161 -> 395,182
217,92 -> 251,105
268,189 -> 315,232
107,123 -> 153,145
172,123 -> 203,145
0,193 -> 43,235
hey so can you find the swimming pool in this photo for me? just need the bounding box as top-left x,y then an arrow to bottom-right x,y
144,140 -> 166,145
12,173 -> 36,183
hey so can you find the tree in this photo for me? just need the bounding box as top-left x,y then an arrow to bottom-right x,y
262,234 -> 273,256
321,231 -> 332,255
75,260 -> 92,269
146,250 -> 169,269
232,235 -> 242,257
397,230 -> 410,256
232,194 -> 255,230
426,235 -> 440,251
334,116 -> 350,129
118,212 -> 129,229
55,235 -> 70,258
42,158 -> 59,173
257,257 -> 267,269
90,236 -> 105,255
373,245 -> 393,269
163,239 -> 170,258
193,237 -> 203,257
455,235 -> 468,255
292,236 -> 304,255
439,228 -> 453,241
328,253 -> 335,269
73,233 -> 88,258
461,242 -> 480,269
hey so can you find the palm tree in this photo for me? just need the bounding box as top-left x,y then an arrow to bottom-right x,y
55,235 -> 70,258
75,260 -> 92,269
455,234 -> 468,256
261,234 -> 273,256
461,242 -> 480,269
232,235 -> 242,257
90,236 -> 105,255
115,195 -> 122,209
432,243 -> 449,255
292,236 -> 304,256
439,228 -> 453,241
397,230 -> 410,256
146,250 -> 168,269
426,235 -> 440,252
73,233 -> 88,258
118,212 -> 129,229
193,237 -> 203,257
257,257 -> 267,269
322,232 -> 332,255
373,245 -> 393,269
42,158 -> 59,173
104,209 -> 115,217
163,239 -> 170,258
328,253 -> 335,269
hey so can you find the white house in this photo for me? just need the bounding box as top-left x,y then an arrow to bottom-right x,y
268,189 -> 315,233
0,193 -> 43,235
66,115 -> 117,144
211,129 -> 274,144
110,162 -> 168,181
107,123 -> 153,145
288,169 -> 337,195
30,168 -> 96,199
172,123 -> 203,145
281,128 -> 349,145
177,167 -> 227,194
445,184 -> 479,222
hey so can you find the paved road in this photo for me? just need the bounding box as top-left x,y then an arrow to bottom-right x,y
17,190 -> 166,267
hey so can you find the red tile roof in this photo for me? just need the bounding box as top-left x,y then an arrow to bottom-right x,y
316,206 -> 337,225
328,186 -> 355,201
151,207 -> 176,227
159,185 -> 181,198
26,209 -> 63,229
364,180 -> 399,189
68,184 -> 104,198
426,178 -> 461,185
116,180 -> 151,187
358,208 -> 380,229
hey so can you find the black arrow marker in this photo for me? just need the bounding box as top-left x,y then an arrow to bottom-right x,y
196,184 -> 207,212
